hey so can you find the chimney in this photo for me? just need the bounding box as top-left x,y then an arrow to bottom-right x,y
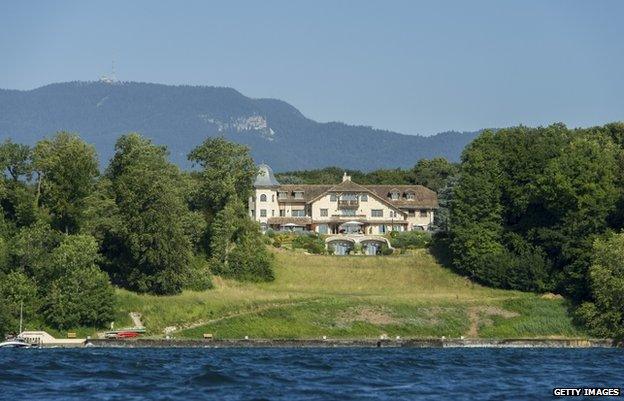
342,172 -> 351,182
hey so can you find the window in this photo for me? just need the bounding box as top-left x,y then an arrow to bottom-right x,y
320,208 -> 328,217
390,211 -> 399,218
260,194 -> 267,202
330,194 -> 337,201
294,191 -> 304,199
272,210 -> 275,217
260,209 -> 267,217
406,192 -> 415,200
341,193 -> 357,201
278,191 -> 287,199
371,209 -> 383,217
342,209 -> 356,216
292,209 -> 306,217
279,210 -> 285,217
408,210 -> 416,217
272,195 -> 275,202
419,209 -> 428,217
360,194 -> 368,202
390,192 -> 400,200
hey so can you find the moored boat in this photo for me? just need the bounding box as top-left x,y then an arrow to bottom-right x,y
105,327 -> 145,339
0,338 -> 30,348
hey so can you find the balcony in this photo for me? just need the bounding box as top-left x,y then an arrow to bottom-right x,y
337,200 -> 359,208
330,214 -> 367,220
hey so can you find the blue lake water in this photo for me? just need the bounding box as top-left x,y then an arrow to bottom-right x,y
0,348 -> 622,400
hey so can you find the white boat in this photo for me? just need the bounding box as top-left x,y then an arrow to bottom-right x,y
0,338 -> 30,348
0,301 -> 31,348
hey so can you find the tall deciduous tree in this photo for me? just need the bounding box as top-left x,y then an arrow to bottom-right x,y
577,233 -> 624,340
105,133 -> 192,295
33,132 -> 99,233
42,235 -> 115,329
0,139 -> 32,182
188,138 -> 274,281
188,137 -> 257,214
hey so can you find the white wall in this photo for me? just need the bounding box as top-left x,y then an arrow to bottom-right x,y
251,188 -> 279,224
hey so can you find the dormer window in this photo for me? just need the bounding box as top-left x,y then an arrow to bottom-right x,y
406,192 -> 415,200
294,191 -> 304,199
278,191 -> 287,200
390,191 -> 400,200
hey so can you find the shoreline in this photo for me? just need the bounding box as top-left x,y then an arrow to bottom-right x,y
83,338 -> 618,349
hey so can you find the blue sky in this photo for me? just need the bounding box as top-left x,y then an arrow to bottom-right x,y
1,0 -> 623,135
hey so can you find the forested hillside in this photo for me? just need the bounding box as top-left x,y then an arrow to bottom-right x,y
447,122 -> 624,339
0,81 -> 479,171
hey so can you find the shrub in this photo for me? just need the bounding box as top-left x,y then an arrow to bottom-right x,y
292,234 -> 326,254
183,255 -> 214,291
390,231 -> 431,250
353,243 -> 363,255
379,244 -> 394,256
226,231 -> 275,282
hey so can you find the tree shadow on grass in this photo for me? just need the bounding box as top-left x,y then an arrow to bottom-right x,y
428,233 -> 454,270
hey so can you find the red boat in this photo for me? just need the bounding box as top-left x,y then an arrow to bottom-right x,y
115,331 -> 141,339
104,327 -> 145,339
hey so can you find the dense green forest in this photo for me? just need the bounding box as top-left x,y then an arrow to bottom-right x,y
448,122 -> 624,339
0,133 -> 273,335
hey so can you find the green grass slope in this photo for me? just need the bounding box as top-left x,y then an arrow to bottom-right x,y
115,250 -> 586,340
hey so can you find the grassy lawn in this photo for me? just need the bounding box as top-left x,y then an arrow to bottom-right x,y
114,249 -> 586,340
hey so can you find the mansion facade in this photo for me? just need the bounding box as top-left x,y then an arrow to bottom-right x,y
249,164 -> 438,234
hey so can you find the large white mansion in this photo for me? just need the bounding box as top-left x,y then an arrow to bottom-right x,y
249,164 -> 438,234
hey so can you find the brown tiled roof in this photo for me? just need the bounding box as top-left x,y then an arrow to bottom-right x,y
326,180 -> 370,193
267,217 -> 312,225
367,185 -> 438,208
273,182 -> 438,209
275,185 -> 332,202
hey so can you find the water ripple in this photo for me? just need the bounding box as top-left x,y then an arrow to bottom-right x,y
0,348 -> 622,400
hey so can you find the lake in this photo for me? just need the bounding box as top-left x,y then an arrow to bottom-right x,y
0,348 -> 622,400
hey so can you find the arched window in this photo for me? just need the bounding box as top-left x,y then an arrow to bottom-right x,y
260,194 -> 267,202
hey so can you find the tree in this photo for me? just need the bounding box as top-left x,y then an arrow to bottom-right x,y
450,131 -> 505,282
188,137 -> 257,214
0,271 -> 38,332
226,220 -> 275,281
32,132 -> 99,233
42,235 -> 115,329
0,139 -> 32,182
105,133 -> 193,294
577,233 -> 624,340
410,158 -> 459,192
537,135 -> 620,299
188,138 -> 274,281
8,221 -> 62,284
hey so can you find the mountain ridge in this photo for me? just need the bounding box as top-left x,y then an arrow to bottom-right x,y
0,81 -> 479,171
